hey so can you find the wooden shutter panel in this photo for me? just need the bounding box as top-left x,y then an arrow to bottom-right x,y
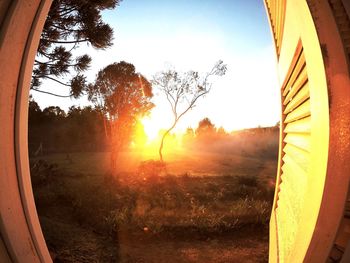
265,0 -> 287,56
265,0 -> 350,262
276,44 -> 311,262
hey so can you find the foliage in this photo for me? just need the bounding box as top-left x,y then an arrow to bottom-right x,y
152,61 -> 227,161
196,117 -> 216,137
30,159 -> 60,186
28,100 -> 106,154
32,0 -> 121,98
87,61 -> 154,168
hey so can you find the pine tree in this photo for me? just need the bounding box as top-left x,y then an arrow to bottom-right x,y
32,0 -> 121,98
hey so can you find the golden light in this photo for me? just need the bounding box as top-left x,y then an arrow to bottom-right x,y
133,120 -> 148,147
132,115 -> 186,161
130,119 -> 159,159
140,115 -> 162,143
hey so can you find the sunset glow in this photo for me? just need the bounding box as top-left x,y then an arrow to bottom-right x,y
32,1 -> 280,132
140,115 -> 162,143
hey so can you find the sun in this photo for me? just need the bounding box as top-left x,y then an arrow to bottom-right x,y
140,115 -> 161,143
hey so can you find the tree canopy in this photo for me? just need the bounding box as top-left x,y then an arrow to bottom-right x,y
32,0 -> 121,98
88,61 -> 154,169
196,117 -> 216,137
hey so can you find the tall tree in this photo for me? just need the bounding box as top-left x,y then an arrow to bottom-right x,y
152,61 -> 227,162
88,61 -> 154,170
32,0 -> 121,98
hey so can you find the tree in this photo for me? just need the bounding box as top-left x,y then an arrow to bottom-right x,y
28,98 -> 43,124
195,117 -> 216,137
32,0 -> 121,98
65,106 -> 106,151
152,60 -> 227,161
217,126 -> 227,135
42,106 -> 66,120
88,61 -> 154,169
28,101 -> 108,154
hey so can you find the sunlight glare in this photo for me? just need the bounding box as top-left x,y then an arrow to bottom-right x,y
141,115 -> 161,142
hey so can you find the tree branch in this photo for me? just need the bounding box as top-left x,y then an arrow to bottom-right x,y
164,91 -> 176,116
51,23 -> 81,33
39,75 -> 71,87
177,90 -> 209,122
40,38 -> 90,44
38,50 -> 56,59
58,6 -> 78,17
31,88 -> 71,98
35,60 -> 79,67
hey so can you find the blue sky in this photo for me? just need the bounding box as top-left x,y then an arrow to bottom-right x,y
32,0 -> 279,134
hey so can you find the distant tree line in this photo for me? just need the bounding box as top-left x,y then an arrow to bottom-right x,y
183,117 -> 279,160
28,99 -> 107,155
28,100 -> 279,161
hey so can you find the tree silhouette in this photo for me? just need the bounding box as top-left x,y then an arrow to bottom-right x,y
196,117 -> 216,137
42,106 -> 66,120
152,61 -> 227,162
88,61 -> 154,170
28,98 -> 43,124
32,0 -> 120,98
28,102 -> 106,154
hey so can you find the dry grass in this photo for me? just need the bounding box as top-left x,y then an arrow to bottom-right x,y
31,147 -> 277,262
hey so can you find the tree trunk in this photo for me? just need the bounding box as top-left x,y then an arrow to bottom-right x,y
110,150 -> 117,171
159,133 -> 165,162
159,121 -> 177,162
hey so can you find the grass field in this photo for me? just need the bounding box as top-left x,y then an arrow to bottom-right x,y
31,148 -> 277,262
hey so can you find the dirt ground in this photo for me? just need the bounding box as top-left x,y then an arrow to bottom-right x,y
43,210 -> 268,263
117,228 -> 269,263
40,199 -> 268,263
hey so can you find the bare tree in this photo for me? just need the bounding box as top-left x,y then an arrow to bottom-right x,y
152,60 -> 227,162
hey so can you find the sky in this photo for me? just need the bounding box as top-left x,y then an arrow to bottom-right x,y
32,0 -> 280,136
